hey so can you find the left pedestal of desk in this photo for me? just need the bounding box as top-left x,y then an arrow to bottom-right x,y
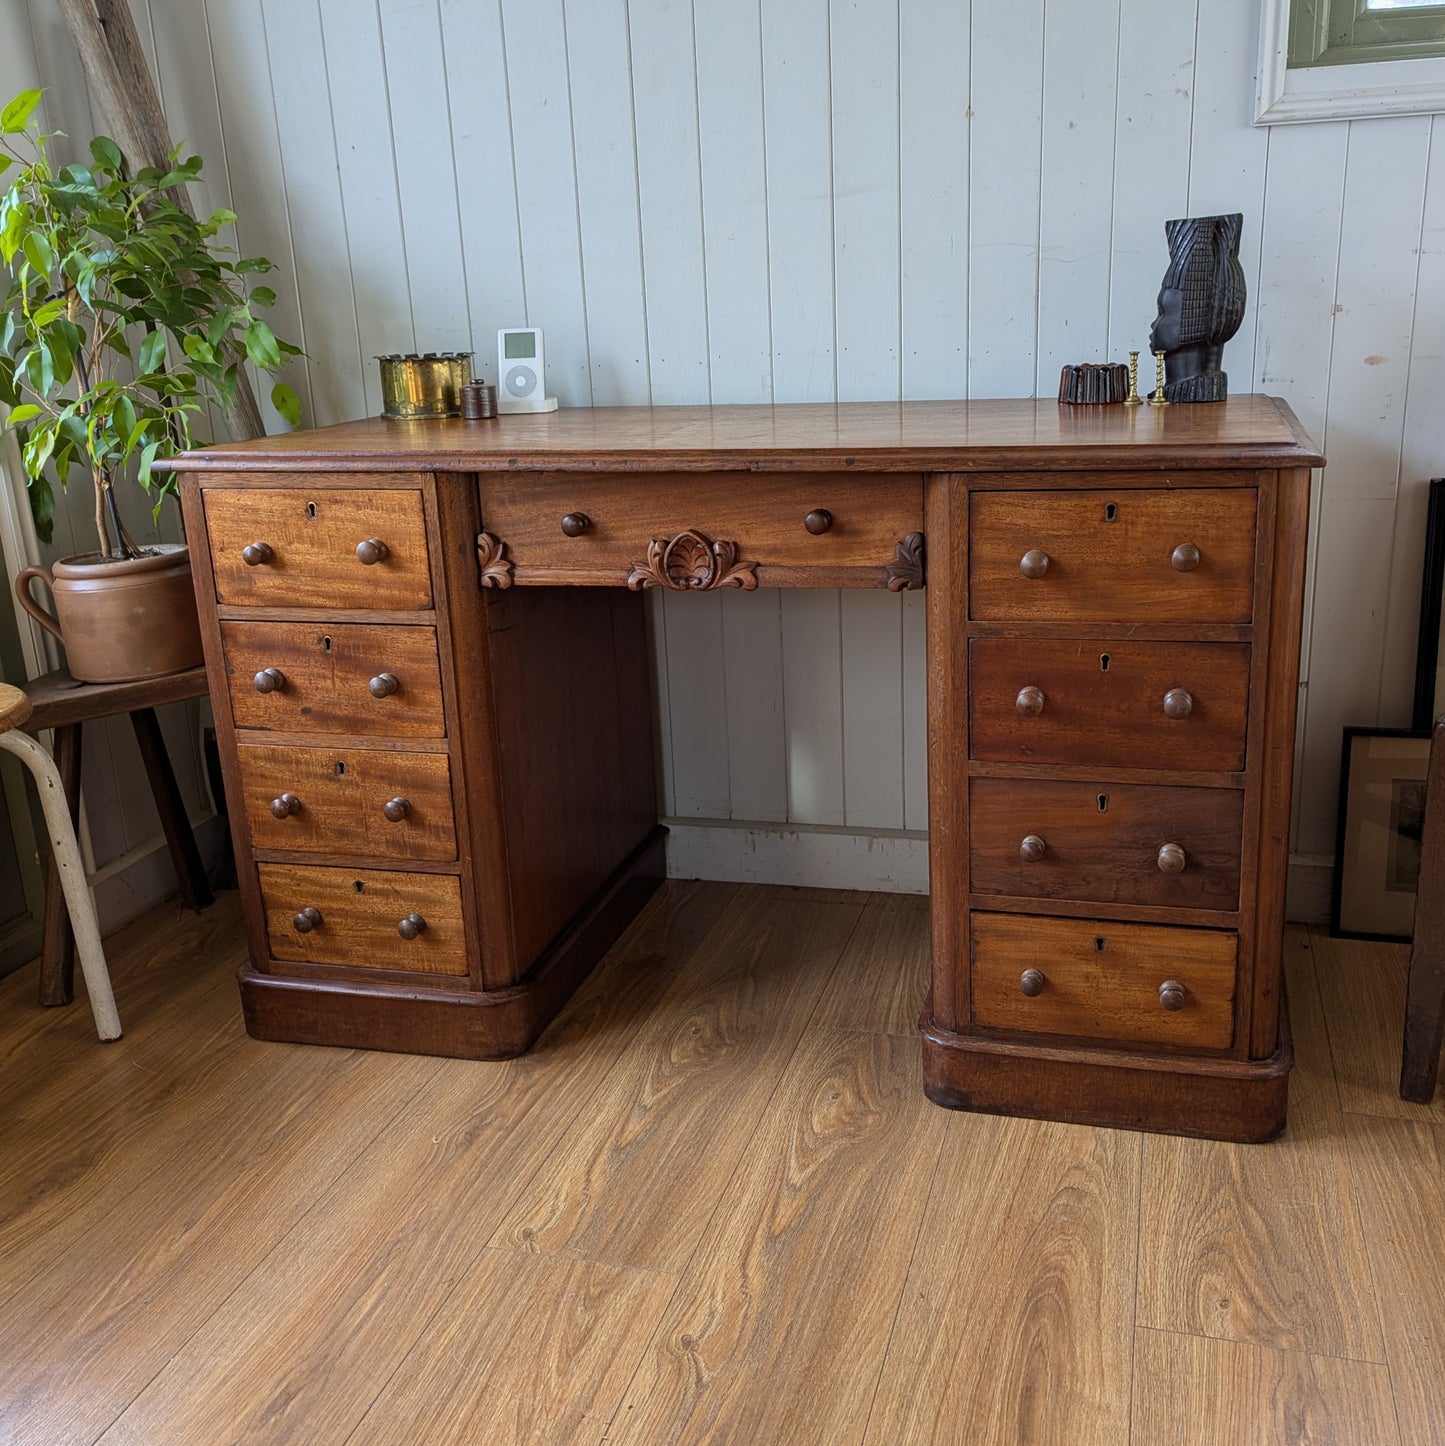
177,466 -> 663,1059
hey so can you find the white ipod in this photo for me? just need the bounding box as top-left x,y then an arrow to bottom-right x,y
496,327 -> 558,413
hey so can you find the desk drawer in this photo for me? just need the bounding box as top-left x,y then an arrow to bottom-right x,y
970,488 -> 1256,623
260,863 -> 467,974
970,912 -> 1236,1050
222,621 -> 446,738
480,471 -> 924,588
969,638 -> 1250,772
969,779 -> 1243,911
238,743 -> 456,861
205,483 -> 433,609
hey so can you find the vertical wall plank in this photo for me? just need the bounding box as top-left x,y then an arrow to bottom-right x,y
1296,117 -> 1431,856
565,0 -> 650,406
376,0 -> 471,356
761,0 -> 835,404
722,591 -> 788,823
842,590 -> 904,829
1036,0 -> 1120,392
261,0 -> 366,427
1106,0 -> 1196,360
661,593 -> 730,819
782,591 -> 845,825
831,0 -> 900,403
695,0 -> 772,405
498,0 -> 590,407
968,1 -> 1044,397
629,0 -> 709,405
322,0 -> 415,416
899,1 -> 968,400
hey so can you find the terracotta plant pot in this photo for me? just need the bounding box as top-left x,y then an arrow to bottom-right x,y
14,542 -> 204,683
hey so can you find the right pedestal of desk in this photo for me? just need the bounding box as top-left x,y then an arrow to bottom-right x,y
922,463 -> 1311,1142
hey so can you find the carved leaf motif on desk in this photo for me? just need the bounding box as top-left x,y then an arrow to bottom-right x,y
626,530 -> 760,592
475,531 -> 514,589
884,532 -> 926,592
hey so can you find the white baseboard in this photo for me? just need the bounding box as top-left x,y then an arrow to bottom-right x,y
663,818 -> 928,894
91,814 -> 227,933
663,819 -> 1336,924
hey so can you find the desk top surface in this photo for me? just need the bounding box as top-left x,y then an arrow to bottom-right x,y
167,395 -> 1323,474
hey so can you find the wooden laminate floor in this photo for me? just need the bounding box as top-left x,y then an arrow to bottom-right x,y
1,882 -> 1440,1444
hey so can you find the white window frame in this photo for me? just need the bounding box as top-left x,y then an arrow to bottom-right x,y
1256,0 -> 1445,123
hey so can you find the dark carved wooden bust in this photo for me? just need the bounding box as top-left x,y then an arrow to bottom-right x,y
1149,213 -> 1246,403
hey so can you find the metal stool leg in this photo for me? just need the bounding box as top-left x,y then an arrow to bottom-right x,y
0,729 -> 121,1040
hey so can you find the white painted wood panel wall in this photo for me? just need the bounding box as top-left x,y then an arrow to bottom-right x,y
6,0 -> 1442,911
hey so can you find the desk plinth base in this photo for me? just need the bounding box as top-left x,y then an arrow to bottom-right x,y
920,1002 -> 1292,1144
239,828 -> 666,1061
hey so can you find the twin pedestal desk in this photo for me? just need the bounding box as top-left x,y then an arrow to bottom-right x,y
170,397 -> 1322,1142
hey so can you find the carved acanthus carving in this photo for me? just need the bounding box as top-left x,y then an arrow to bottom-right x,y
885,532 -> 926,591
626,530 -> 759,592
476,532 -> 514,589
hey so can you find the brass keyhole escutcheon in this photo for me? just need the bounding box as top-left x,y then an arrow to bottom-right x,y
1104,502 -> 1118,522
305,501 -> 318,519
1100,653 -> 1111,672
1095,936 -> 1107,953
1097,793 -> 1109,813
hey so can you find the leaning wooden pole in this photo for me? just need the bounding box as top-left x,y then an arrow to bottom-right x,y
54,0 -> 267,442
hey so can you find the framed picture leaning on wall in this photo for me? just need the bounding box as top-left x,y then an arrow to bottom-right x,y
1333,727 -> 1433,941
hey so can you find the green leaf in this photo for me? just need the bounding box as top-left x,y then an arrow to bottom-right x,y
139,329 -> 168,375
24,342 -> 53,398
182,333 -> 217,366
28,474 -> 54,544
1,89 -> 42,135
29,297 -> 66,328
203,207 -> 237,233
271,381 -> 301,428
22,230 -> 53,277
137,437 -> 160,487
22,419 -> 55,476
1,199 -> 30,264
89,136 -> 124,173
0,154 -> 12,177
115,394 -> 137,450
6,402 -> 41,424
244,319 -> 281,371
249,285 -> 276,308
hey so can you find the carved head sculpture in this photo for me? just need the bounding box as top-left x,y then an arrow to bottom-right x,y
1148,213 -> 1246,403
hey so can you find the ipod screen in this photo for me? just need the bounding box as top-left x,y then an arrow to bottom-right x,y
504,332 -> 537,359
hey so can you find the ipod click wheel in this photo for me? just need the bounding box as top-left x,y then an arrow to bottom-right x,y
496,327 -> 559,413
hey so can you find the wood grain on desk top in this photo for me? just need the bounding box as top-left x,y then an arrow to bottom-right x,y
162,395 -> 1324,474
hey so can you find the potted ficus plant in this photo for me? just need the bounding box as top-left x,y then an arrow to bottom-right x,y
0,86 -> 300,683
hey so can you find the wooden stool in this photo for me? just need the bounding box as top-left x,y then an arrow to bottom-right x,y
1403,715 -> 1445,1101
0,683 -> 121,1039
22,665 -> 214,1010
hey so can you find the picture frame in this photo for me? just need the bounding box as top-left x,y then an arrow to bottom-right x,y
1332,726 -> 1433,941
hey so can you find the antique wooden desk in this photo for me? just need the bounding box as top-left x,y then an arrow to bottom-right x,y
169,397 -> 1321,1141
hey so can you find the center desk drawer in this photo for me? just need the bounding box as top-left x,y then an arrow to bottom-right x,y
970,638 -> 1250,772
238,743 -> 456,861
260,863 -> 467,974
970,488 -> 1256,623
970,912 -> 1236,1051
479,471 -> 923,586
969,779 -> 1243,911
222,622 -> 446,737
204,483 -> 433,609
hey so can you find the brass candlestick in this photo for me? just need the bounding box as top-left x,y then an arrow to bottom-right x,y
1124,351 -> 1142,406
1150,350 -> 1169,407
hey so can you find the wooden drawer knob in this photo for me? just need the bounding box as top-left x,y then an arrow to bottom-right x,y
356,538 -> 390,565
1020,968 -> 1046,997
253,667 -> 286,694
398,913 -> 427,940
383,797 -> 411,822
293,906 -> 322,934
1157,842 -> 1187,874
1163,688 -> 1193,720
242,541 -> 275,566
560,513 -> 591,538
1171,542 -> 1201,572
1020,834 -> 1047,862
271,792 -> 301,819
1159,980 -> 1187,1011
1016,685 -> 1045,717
804,509 -> 834,535
369,672 -> 400,699
1019,548 -> 1050,580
